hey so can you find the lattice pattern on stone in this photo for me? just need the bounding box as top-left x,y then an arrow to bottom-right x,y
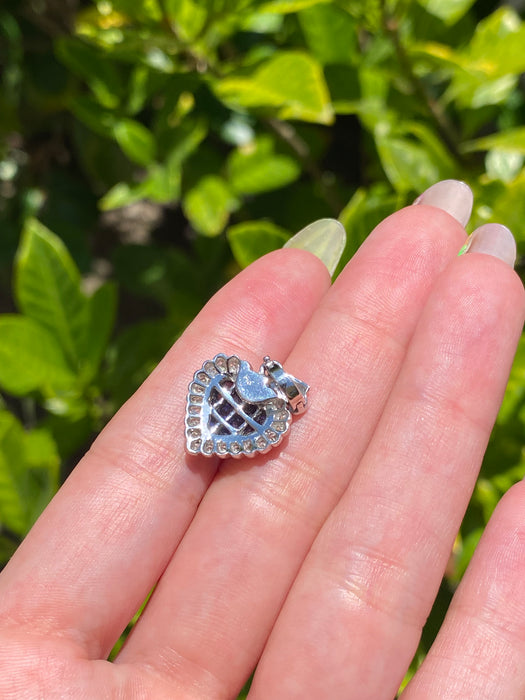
186,354 -> 291,458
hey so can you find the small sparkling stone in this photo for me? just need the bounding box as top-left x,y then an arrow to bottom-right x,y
242,439 -> 254,453
272,421 -> 286,432
204,361 -> 218,376
187,416 -> 199,427
216,440 -> 227,454
203,440 -> 213,454
191,383 -> 205,394
255,436 -> 267,449
215,356 -> 227,373
227,356 -> 240,374
190,439 -> 202,451
188,428 -> 201,438
188,404 -> 201,415
230,441 -> 241,454
197,372 -> 210,385
190,394 -> 203,404
265,429 -> 278,442
274,410 -> 289,421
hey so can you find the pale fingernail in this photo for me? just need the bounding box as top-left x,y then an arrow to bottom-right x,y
413,179 -> 473,227
460,223 -> 516,267
284,218 -> 346,275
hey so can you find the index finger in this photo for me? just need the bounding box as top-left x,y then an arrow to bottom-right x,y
0,245 -> 330,659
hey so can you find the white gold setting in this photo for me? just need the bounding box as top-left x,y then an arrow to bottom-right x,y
185,354 -> 309,458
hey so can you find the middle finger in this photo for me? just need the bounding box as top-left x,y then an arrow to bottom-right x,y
118,199 -> 468,697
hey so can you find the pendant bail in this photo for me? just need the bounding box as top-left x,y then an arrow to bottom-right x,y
261,356 -> 309,414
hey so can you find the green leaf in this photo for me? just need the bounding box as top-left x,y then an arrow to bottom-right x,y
215,51 -> 334,125
68,95 -> 117,138
0,412 -> 59,536
416,0 -> 476,25
260,0 -> 329,12
113,119 -> 156,166
164,0 -> 207,41
55,37 -> 123,109
443,8 -> 525,107
374,123 -> 446,193
0,316 -> 76,396
227,136 -> 301,195
466,8 -> 525,77
110,0 -> 162,22
0,534 -> 17,565
15,219 -> 89,369
227,221 -> 290,267
183,175 -> 239,237
0,411 -> 28,535
299,4 -> 358,65
79,282 -> 117,381
463,127 -> 525,154
485,150 -> 524,183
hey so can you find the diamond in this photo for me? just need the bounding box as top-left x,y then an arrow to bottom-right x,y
191,383 -> 205,395
190,439 -> 202,451
265,429 -> 278,442
216,440 -> 227,454
204,361 -> 218,377
255,436 -> 267,449
197,372 -> 210,385
215,356 -> 228,373
227,356 -> 241,374
272,421 -> 286,432
230,441 -> 242,454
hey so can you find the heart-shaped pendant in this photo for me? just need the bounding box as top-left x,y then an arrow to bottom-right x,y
185,354 -> 309,458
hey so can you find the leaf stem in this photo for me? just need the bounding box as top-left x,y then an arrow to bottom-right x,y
265,118 -> 343,216
381,6 -> 464,164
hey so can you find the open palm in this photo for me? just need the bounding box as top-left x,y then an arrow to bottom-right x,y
1,180 -> 524,699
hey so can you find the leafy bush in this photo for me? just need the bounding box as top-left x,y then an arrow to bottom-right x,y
1,0 -> 525,689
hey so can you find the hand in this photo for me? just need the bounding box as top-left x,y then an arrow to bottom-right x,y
1,180 -> 523,700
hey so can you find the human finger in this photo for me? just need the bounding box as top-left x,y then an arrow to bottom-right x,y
117,184 -> 471,698
249,225 -> 524,699
0,242 -> 331,659
402,478 -> 525,700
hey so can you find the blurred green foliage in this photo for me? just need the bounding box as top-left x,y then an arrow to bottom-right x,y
1,0 -> 525,690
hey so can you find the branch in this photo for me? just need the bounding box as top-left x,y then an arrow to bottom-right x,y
265,118 -> 343,217
381,9 -> 464,164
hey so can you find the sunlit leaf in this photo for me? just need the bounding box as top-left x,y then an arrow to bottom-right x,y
299,3 -> 358,65
215,51 -> 334,125
463,127 -> 525,154
0,412 -> 59,536
164,0 -> 207,40
183,175 -> 239,236
416,0 -> 476,25
227,136 -> 300,195
0,316 -> 76,396
227,221 -> 290,267
15,220 -> 89,369
260,0 -> 329,13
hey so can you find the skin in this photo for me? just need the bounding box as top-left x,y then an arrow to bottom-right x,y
0,201 -> 524,699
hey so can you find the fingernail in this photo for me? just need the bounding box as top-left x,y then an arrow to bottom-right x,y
413,179 -> 473,227
460,223 -> 516,267
284,218 -> 346,275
